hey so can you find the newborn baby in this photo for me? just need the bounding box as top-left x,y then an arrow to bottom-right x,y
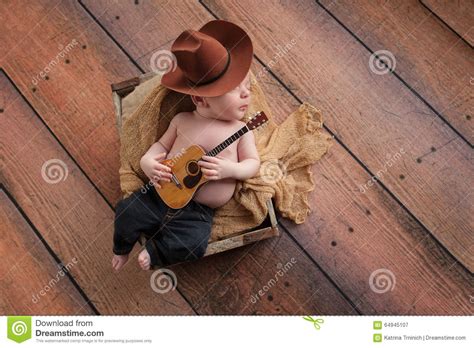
112,72 -> 260,271
142,71 -> 258,209
112,19 -> 258,272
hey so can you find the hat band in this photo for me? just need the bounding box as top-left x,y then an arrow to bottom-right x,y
188,48 -> 231,87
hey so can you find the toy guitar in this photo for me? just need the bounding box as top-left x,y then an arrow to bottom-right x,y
155,111 -> 268,209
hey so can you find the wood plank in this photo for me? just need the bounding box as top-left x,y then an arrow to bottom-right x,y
0,0 -> 356,313
204,0 -> 474,273
254,62 -> 473,314
173,226 -> 356,314
0,70 -> 194,314
319,0 -> 473,144
83,0 -> 473,314
0,189 -> 95,315
0,1 -> 60,58
0,0 -> 141,203
421,0 -> 474,46
80,0 -> 357,314
287,146 -> 473,315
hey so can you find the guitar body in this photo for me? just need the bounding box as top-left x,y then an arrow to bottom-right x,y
154,111 -> 268,209
155,144 -> 209,209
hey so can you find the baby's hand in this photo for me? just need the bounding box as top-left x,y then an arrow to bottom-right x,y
140,152 -> 172,189
198,155 -> 235,181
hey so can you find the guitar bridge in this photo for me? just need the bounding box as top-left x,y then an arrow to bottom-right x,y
171,173 -> 183,189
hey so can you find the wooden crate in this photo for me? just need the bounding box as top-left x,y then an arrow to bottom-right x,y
111,73 -> 279,263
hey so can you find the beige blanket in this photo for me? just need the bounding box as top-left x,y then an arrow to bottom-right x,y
117,71 -> 333,241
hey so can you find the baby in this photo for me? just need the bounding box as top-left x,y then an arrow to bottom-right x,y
112,20 -> 260,271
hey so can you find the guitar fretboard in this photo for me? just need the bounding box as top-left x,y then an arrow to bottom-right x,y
205,125 -> 250,157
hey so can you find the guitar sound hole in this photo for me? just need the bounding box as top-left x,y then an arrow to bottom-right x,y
187,161 -> 199,175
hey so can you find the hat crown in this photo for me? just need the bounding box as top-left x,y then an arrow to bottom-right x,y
160,20 -> 253,97
171,30 -> 230,85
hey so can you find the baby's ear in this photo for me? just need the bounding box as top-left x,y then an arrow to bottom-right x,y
191,95 -> 208,107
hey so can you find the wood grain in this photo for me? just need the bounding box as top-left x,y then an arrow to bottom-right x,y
0,189 -> 95,315
82,0 -> 473,314
421,0 -> 474,46
319,0 -> 473,143
1,0 -> 355,315
79,0 -> 358,315
204,0 -> 474,273
0,70 -> 194,314
2,0 -> 471,315
0,0 -> 140,203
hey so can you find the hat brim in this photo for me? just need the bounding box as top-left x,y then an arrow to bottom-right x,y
161,20 -> 253,97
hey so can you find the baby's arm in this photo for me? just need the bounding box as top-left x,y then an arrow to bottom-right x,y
140,115 -> 180,184
231,130 -> 260,180
142,115 -> 179,159
197,125 -> 260,181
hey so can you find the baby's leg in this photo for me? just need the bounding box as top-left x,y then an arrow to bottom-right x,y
112,187 -> 167,271
112,254 -> 129,272
150,200 -> 215,267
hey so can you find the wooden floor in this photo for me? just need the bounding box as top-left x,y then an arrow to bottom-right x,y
0,0 -> 472,315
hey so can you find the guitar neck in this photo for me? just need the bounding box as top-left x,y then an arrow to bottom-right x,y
205,125 -> 250,157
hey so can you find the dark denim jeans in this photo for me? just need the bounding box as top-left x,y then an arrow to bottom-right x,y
113,185 -> 215,267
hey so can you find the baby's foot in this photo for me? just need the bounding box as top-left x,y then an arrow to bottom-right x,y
138,248 -> 151,270
112,254 -> 129,272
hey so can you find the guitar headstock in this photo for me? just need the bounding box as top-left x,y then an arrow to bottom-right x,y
247,111 -> 269,130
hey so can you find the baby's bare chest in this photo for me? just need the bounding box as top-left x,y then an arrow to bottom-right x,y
169,119 -> 243,160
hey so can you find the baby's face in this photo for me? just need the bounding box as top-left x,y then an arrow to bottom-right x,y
205,72 -> 251,121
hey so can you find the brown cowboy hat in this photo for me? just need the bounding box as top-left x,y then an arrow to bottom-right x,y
161,20 -> 253,97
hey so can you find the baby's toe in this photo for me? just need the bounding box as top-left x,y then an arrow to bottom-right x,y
112,258 -> 120,270
138,250 -> 151,270
142,260 -> 150,270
